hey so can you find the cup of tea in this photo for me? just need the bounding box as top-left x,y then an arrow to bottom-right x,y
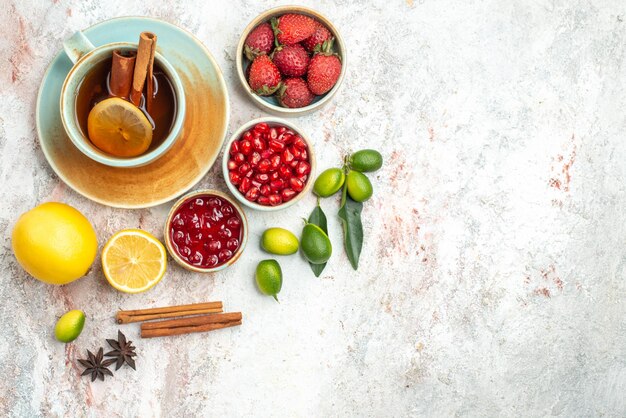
60,31 -> 186,168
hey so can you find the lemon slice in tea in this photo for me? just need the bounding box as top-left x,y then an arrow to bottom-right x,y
87,97 -> 153,157
102,229 -> 167,293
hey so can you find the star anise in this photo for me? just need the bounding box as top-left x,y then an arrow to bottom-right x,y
105,330 -> 137,370
78,347 -> 115,382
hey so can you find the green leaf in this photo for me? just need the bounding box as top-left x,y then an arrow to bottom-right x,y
338,183 -> 363,270
308,202 -> 328,277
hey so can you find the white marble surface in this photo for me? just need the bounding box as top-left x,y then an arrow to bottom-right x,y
1,0 -> 625,416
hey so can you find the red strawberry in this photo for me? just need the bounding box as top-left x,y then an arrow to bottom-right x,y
271,14 -> 317,46
278,78 -> 315,108
302,25 -> 333,52
248,55 -> 281,96
272,44 -> 310,77
307,49 -> 341,95
244,23 -> 275,61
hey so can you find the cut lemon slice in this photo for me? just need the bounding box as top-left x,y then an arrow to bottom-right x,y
102,229 -> 167,293
87,97 -> 153,157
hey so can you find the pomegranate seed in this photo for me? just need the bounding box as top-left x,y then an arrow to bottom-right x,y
290,160 -> 299,168
230,141 -> 240,155
297,174 -> 308,183
291,146 -> 302,159
255,122 -> 269,133
270,179 -> 284,191
277,126 -> 286,134
234,152 -> 245,164
260,149 -> 273,159
269,139 -> 285,152
296,161 -> 311,176
289,177 -> 304,192
238,163 -> 251,175
245,170 -> 254,178
245,186 -> 260,201
269,128 -> 278,139
268,194 -> 283,206
252,129 -> 261,139
283,148 -> 294,163
259,184 -> 272,196
251,180 -> 262,188
279,165 -> 292,179
293,136 -> 307,150
240,140 -> 252,155
270,154 -> 281,169
229,171 -> 241,185
227,159 -> 238,170
281,188 -> 297,201
255,173 -> 270,183
252,137 -> 266,151
248,151 -> 261,166
301,149 -> 308,160
257,196 -> 271,205
280,133 -> 294,145
239,177 -> 251,193
270,171 -> 280,180
242,131 -> 252,141
260,184 -> 271,196
257,159 -> 271,173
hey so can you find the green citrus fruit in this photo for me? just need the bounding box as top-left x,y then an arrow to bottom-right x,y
346,171 -> 373,202
349,149 -> 383,172
261,228 -> 299,255
313,168 -> 346,197
300,223 -> 332,264
54,310 -> 85,343
256,259 -> 283,302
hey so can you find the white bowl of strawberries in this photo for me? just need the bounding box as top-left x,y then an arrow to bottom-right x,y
222,117 -> 316,211
236,6 -> 346,116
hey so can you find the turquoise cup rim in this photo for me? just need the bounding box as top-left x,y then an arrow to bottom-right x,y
59,42 -> 186,168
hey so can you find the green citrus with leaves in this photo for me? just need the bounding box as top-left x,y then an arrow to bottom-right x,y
349,149 -> 383,172
313,168 -> 345,197
300,223 -> 332,264
346,171 -> 373,202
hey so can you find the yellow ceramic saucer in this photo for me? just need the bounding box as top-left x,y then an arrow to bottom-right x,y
36,17 -> 229,208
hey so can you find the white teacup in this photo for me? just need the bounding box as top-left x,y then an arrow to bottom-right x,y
60,31 -> 186,168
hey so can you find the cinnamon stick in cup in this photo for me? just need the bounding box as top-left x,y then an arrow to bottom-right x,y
130,32 -> 157,107
109,50 -> 136,99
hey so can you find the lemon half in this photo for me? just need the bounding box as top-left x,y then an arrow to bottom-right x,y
102,229 -> 166,293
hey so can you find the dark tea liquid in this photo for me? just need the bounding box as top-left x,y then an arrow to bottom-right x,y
75,57 -> 177,152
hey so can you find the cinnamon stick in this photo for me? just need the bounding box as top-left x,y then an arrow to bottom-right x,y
130,32 -> 157,106
116,301 -> 223,324
141,320 -> 242,339
109,50 -> 136,99
141,312 -> 243,331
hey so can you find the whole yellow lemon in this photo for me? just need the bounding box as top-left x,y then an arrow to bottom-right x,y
12,202 -> 98,285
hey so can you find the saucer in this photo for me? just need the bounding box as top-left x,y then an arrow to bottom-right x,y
36,17 -> 230,208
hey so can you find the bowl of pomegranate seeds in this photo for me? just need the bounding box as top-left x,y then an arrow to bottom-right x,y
236,6 -> 346,116
222,118 -> 316,211
164,190 -> 248,273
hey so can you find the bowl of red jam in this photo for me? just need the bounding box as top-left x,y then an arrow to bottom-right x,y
222,117 -> 316,211
164,190 -> 248,273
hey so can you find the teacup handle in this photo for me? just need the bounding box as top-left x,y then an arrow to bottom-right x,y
63,31 -> 95,64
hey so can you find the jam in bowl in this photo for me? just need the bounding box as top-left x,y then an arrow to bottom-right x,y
164,190 -> 248,272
